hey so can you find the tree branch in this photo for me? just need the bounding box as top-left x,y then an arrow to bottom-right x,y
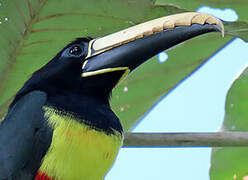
123,132 -> 248,147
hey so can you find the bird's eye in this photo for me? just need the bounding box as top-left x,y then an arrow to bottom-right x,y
69,46 -> 82,56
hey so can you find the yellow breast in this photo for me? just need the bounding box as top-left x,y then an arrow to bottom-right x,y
39,107 -> 123,180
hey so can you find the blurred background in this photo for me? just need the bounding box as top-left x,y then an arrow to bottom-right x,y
106,7 -> 248,180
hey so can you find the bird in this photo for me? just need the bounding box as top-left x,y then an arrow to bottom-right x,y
0,12 -> 223,180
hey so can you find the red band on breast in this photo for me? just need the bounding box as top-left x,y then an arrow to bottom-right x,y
35,172 -> 54,180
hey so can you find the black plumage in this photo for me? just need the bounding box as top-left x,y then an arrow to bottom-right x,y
0,38 -> 123,179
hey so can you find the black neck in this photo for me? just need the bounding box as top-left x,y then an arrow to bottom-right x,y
46,92 -> 123,135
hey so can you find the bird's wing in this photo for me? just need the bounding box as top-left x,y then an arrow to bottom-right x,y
0,91 -> 52,179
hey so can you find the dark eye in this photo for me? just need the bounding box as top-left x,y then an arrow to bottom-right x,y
69,46 -> 82,56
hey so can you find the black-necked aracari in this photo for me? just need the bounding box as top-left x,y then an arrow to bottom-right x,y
0,12 -> 223,180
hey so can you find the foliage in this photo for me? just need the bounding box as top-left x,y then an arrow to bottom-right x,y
0,0 -> 234,131
210,67 -> 248,180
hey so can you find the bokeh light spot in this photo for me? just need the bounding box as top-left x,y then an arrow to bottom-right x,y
157,52 -> 168,63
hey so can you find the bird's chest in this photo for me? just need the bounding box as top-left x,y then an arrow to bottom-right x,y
37,107 -> 123,180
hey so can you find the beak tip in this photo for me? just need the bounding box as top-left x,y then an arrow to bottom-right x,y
220,24 -> 225,38
214,19 -> 225,37
218,22 -> 225,38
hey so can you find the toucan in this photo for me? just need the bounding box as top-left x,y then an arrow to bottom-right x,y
0,12 -> 223,180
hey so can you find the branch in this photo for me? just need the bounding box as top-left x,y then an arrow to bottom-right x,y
123,132 -> 248,147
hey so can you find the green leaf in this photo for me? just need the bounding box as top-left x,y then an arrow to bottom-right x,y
224,21 -> 248,42
0,0 -> 147,106
0,0 -> 183,118
0,0 -> 231,131
210,67 -> 248,180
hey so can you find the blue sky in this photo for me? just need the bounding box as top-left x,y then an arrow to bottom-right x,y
106,7 -> 248,180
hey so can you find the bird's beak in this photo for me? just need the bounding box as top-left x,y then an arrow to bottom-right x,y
82,12 -> 224,82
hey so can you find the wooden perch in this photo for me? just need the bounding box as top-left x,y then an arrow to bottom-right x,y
123,132 -> 248,147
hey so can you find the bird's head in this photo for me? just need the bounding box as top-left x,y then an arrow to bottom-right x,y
17,12 -> 224,105
28,37 -> 129,103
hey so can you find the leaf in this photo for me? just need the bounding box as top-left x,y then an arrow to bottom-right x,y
210,67 -> 248,179
0,0 -> 183,117
224,21 -> 248,42
0,0 -> 230,131
0,0 -> 146,105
